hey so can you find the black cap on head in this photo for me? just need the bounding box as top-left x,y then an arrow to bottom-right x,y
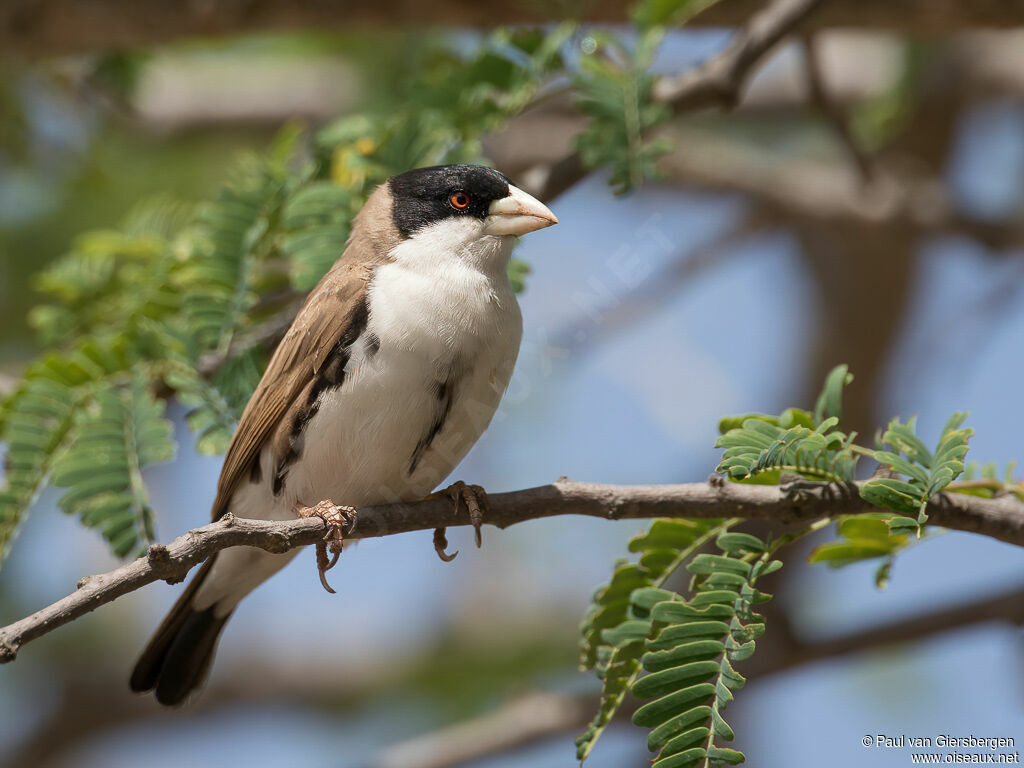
387,164 -> 512,238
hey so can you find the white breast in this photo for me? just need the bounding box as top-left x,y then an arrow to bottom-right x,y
275,220 -> 522,512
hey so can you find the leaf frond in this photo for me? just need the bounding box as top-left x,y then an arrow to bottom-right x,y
51,370 -> 175,557
576,518 -> 725,761
860,413 -> 973,527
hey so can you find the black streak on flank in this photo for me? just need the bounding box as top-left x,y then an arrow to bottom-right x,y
365,332 -> 380,358
273,448 -> 296,496
272,298 -> 370,497
408,375 -> 455,476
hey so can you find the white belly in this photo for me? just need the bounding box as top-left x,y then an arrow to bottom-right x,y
283,330 -> 518,509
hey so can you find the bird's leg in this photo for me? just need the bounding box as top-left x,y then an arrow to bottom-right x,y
295,499 -> 358,594
428,481 -> 489,563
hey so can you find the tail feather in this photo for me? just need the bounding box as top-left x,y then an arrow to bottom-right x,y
130,558 -> 232,706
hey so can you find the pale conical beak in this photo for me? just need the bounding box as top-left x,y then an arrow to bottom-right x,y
483,185 -> 559,236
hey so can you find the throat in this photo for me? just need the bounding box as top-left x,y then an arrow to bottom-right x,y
391,218 -> 517,279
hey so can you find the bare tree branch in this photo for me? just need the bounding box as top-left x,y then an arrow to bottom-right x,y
800,33 -> 874,182
751,580 -> 1024,677
6,0 -> 1024,58
369,692 -> 591,768
3,477 -> 1023,664
656,126 -> 1024,252
527,0 -> 827,202
691,0 -> 1024,33
655,0 -> 825,106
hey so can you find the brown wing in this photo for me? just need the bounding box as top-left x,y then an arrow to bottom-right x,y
210,183 -> 400,520
211,254 -> 376,520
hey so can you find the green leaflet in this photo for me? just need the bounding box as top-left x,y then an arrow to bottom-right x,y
715,416 -> 858,483
160,345 -> 263,457
624,530 -> 779,767
860,413 -> 973,527
717,408 -> 814,435
27,198 -> 188,348
318,24 -> 573,185
280,181 -> 357,291
580,519 -> 720,670
715,366 -> 859,483
51,371 -> 175,557
0,337 -> 142,567
164,364 -> 235,457
577,522 -> 776,765
0,375 -> 79,563
808,515 -> 910,587
507,258 -> 531,294
953,460 -> 1024,500
714,365 -> 981,588
181,149 -> 298,354
814,363 -> 852,424
574,28 -> 671,194
576,519 -> 723,762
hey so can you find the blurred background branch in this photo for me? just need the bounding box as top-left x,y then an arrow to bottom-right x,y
4,0 -> 1024,58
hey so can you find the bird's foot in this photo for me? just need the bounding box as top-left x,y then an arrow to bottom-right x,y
296,499 -> 357,594
428,481 -> 489,563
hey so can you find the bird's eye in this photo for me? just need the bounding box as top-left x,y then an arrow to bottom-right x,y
449,192 -> 471,210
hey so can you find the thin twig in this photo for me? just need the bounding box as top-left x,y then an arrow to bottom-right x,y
654,125 -> 1024,249
800,33 -> 874,182
369,692 -> 592,768
528,0 -> 827,201
2,477 -> 1023,664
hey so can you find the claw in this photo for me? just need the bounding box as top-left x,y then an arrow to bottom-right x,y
296,499 -> 358,593
429,481 -> 489,549
433,527 -> 458,562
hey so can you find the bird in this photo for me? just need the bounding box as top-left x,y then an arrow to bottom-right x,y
130,164 -> 557,706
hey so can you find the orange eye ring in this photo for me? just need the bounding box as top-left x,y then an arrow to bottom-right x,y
449,192 -> 471,210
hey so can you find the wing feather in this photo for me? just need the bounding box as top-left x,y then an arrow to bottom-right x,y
210,252 -> 378,520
